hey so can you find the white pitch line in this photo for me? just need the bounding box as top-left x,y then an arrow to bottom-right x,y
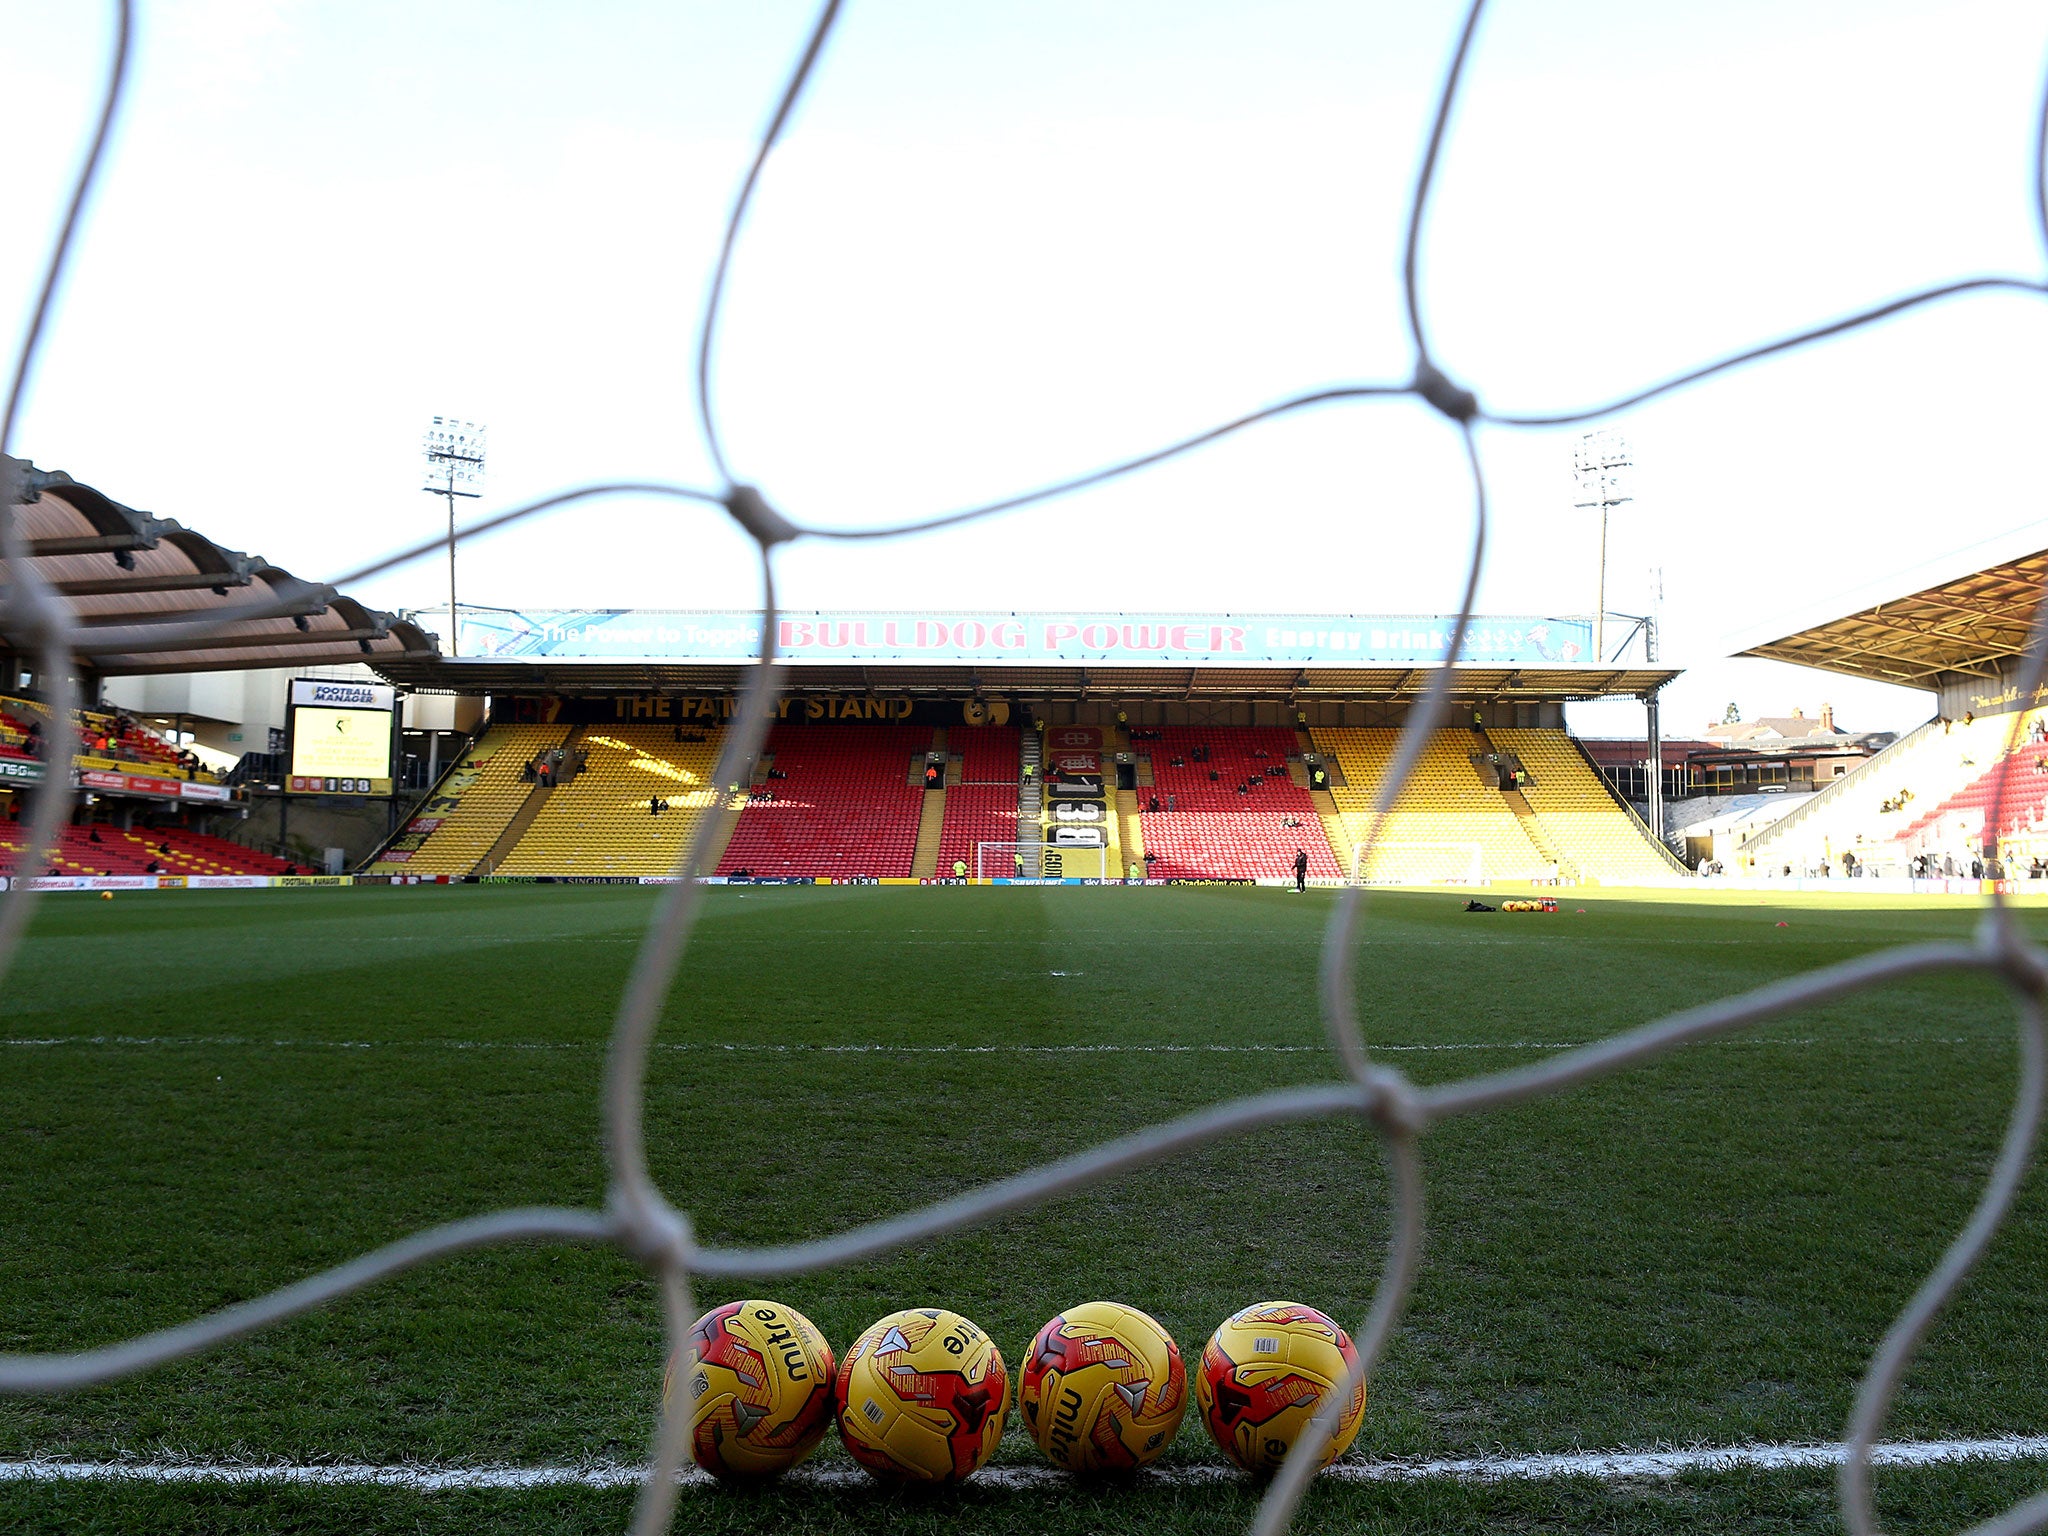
0,1036 -> 2001,1054
3,1436 -> 2046,1492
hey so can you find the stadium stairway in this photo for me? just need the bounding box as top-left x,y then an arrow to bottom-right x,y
1308,785 -> 1349,869
495,725 -> 729,877
911,783 -> 947,877
1499,785 -> 1578,881
1016,730 -> 1043,866
1490,728 -> 1686,883
1115,788 -> 1143,877
369,723 -> 571,876
478,725 -> 586,873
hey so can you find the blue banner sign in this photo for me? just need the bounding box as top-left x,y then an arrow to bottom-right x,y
452,609 -> 1595,666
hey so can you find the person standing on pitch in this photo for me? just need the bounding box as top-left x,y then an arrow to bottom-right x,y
1293,847 -> 1308,893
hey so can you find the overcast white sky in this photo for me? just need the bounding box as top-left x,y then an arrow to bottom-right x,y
8,1 -> 2046,739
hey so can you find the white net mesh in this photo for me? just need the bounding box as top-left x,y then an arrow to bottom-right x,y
4,6 -> 2048,1536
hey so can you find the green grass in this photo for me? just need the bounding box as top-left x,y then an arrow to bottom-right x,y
3,883 -> 2046,1534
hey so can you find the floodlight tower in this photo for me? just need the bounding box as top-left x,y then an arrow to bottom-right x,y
422,418 -> 487,657
1572,430 -> 1632,664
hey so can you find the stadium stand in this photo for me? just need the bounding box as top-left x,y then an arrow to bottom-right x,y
1896,737 -> 2048,863
0,824 -> 288,877
369,723 -> 568,876
1741,712 -> 2035,876
1490,728 -> 1686,883
0,704 -> 40,764
1136,727 -> 1341,881
1,695 -> 216,781
1313,727 -> 1548,884
495,725 -> 730,877
716,723 -> 929,878
936,725 -> 1019,876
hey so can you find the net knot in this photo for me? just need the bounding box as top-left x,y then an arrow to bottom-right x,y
1411,360 -> 1479,422
1358,1065 -> 1426,1136
1976,912 -> 2048,996
724,484 -> 798,548
607,1187 -> 694,1272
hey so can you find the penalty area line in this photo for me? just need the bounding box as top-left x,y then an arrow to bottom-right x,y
4,1436 -> 2047,1492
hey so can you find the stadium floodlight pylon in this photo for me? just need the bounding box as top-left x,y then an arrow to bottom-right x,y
976,840 -> 1108,880
1350,841 -> 1486,886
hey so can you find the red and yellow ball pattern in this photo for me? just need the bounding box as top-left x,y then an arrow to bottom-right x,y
1194,1300 -> 1366,1474
667,1299 -> 836,1479
1019,1300 -> 1187,1472
834,1307 -> 1009,1482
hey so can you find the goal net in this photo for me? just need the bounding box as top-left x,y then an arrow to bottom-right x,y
7,10 -> 2048,1536
1351,840 -> 1486,886
976,841 -> 1109,880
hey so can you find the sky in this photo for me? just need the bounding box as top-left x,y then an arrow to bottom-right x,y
6,0 -> 2046,740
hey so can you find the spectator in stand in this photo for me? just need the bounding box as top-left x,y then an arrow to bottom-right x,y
145,859 -> 162,875
157,841 -> 170,856
88,828 -> 103,844
284,862 -> 298,875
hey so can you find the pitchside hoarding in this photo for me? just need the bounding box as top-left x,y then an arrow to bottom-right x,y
453,610 -> 1596,667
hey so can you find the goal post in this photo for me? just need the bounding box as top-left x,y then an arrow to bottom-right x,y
976,841 -> 1110,880
1350,840 -> 1486,886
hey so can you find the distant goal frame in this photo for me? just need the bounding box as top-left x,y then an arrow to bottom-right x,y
1349,840 -> 1487,886
976,841 -> 1111,880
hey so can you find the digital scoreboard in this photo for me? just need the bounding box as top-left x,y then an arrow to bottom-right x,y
286,679 -> 396,795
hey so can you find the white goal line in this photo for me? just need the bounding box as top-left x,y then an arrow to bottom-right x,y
4,1435 -> 2045,1494
0,1034 -> 2004,1055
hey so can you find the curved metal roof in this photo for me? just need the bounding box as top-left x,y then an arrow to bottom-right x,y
1738,547 -> 2048,687
2,463 -> 440,675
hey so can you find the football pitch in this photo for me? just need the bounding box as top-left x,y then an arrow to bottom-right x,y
3,883 -> 2046,1535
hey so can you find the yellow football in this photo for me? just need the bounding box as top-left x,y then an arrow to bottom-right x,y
666,1299 -> 836,1479
1019,1300 -> 1187,1472
834,1307 -> 1008,1482
1194,1300 -> 1366,1474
